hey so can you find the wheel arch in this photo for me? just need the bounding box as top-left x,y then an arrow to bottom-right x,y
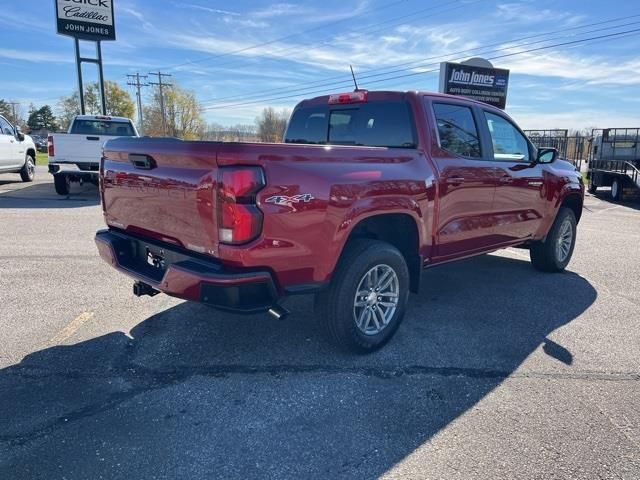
339,212 -> 422,294
560,192 -> 583,223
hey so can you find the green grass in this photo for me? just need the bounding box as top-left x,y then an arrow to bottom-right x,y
35,151 -> 48,166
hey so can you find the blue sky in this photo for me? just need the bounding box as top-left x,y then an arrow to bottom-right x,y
1,0 -> 639,129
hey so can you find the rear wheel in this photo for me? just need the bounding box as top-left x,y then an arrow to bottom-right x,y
611,178 -> 622,201
20,155 -> 35,182
54,173 -> 70,196
587,181 -> 597,194
318,239 -> 410,353
530,207 -> 577,272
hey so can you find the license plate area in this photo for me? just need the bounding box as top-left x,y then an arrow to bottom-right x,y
146,247 -> 166,271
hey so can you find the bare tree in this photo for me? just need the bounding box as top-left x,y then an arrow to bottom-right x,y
144,83 -> 205,139
203,123 -> 258,142
255,107 -> 290,143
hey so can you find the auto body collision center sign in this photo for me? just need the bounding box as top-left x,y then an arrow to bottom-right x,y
439,62 -> 510,109
55,0 -> 116,41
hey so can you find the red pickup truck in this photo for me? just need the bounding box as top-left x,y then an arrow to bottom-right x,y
96,90 -> 584,352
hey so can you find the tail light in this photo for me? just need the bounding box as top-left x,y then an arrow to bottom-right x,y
218,166 -> 265,245
47,135 -> 54,157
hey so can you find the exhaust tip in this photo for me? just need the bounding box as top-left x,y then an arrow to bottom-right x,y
268,305 -> 290,321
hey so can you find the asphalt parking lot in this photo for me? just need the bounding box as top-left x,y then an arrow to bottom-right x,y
1,166 -> 639,479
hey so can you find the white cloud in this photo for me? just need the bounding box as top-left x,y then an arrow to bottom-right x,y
511,109 -> 640,130
495,3 -> 585,25
498,49 -> 640,86
177,3 -> 241,16
0,10 -> 51,31
0,48 -> 72,64
249,0 -> 369,24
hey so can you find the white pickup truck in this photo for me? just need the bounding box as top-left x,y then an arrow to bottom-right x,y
0,114 -> 36,182
48,115 -> 139,195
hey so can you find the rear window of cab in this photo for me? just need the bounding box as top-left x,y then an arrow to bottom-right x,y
71,120 -> 136,136
284,101 -> 416,148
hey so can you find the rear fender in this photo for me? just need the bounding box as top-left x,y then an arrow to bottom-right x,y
318,196 -> 427,284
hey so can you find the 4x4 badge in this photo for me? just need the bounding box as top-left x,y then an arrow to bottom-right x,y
265,194 -> 314,205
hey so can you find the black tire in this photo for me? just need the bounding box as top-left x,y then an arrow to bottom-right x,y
530,207 -> 577,273
587,182 -> 597,194
20,155 -> 35,182
318,239 -> 410,353
611,178 -> 622,201
54,174 -> 70,196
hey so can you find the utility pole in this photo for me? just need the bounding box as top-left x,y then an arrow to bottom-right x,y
127,73 -> 148,135
148,71 -> 172,136
8,102 -> 19,124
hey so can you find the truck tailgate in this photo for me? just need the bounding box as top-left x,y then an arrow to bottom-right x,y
101,138 -> 221,255
50,133 -> 112,165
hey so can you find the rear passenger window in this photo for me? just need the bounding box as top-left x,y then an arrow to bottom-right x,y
432,103 -> 481,158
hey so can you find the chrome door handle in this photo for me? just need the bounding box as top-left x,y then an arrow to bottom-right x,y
498,176 -> 512,183
445,177 -> 465,185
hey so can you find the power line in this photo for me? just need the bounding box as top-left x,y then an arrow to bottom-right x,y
199,13 -> 640,107
148,71 -> 173,135
183,0 -> 477,75
199,27 -> 640,111
160,0 -> 417,71
127,73 -> 148,134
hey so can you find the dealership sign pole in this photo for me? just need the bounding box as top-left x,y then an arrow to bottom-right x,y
55,0 -> 116,115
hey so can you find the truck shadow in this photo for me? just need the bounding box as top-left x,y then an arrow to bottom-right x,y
588,191 -> 640,210
0,254 -> 597,478
0,181 -> 99,209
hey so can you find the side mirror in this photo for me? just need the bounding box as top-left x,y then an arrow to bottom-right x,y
536,147 -> 557,164
15,127 -> 25,142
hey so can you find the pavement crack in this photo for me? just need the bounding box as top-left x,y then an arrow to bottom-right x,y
8,363 -> 640,382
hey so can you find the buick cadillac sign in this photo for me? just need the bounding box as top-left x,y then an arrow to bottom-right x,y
439,61 -> 510,109
55,0 -> 116,41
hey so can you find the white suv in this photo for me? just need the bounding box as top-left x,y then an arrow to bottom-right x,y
0,115 -> 36,182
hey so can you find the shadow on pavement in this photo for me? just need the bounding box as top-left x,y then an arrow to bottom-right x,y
588,190 -> 640,210
0,181 -> 99,209
0,254 -> 597,478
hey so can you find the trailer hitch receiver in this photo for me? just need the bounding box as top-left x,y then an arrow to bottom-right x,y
133,281 -> 160,297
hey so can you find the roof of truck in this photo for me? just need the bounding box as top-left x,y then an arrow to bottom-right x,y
300,90 -> 503,111
73,115 -> 132,122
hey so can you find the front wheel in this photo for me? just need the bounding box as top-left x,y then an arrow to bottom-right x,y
318,239 -> 410,353
20,155 -> 35,182
530,207 -> 577,272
